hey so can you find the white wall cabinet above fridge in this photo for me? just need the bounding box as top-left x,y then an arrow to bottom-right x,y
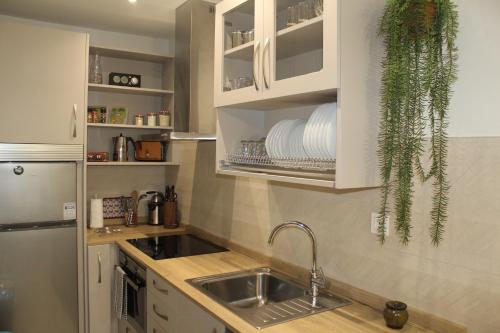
214,0 -> 337,108
215,0 -> 384,189
0,19 -> 87,144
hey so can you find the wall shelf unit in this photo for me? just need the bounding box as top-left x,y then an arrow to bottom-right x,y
87,162 -> 179,166
88,83 -> 173,96
87,123 -> 172,130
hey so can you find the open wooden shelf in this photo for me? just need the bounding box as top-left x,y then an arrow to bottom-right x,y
87,161 -> 179,166
276,15 -> 323,59
89,46 -> 173,63
87,123 -> 172,130
224,41 -> 254,60
88,83 -> 173,96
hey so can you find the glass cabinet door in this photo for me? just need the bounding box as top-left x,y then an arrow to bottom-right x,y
262,0 -> 337,99
214,0 -> 263,107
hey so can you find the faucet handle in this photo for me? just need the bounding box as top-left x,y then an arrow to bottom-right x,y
311,267 -> 327,289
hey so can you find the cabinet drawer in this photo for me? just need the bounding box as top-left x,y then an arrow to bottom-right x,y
147,317 -> 169,333
147,291 -> 176,333
147,269 -> 175,300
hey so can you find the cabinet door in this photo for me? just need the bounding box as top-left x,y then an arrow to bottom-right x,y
176,295 -> 225,333
88,244 -> 118,333
118,319 -> 139,333
214,0 -> 264,107
261,0 -> 337,99
0,19 -> 87,144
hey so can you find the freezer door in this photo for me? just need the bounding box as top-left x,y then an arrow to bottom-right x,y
0,162 -> 77,225
0,224 -> 78,332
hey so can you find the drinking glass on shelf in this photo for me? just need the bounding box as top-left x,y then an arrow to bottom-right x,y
248,140 -> 258,157
241,140 -> 250,156
312,0 -> 323,17
286,6 -> 298,27
298,1 -> 312,22
89,53 -> 103,84
232,30 -> 243,48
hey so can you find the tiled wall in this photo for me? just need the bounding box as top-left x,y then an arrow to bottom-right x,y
167,138 -> 500,333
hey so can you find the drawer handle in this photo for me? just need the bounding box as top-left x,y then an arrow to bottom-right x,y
153,280 -> 169,295
153,304 -> 169,322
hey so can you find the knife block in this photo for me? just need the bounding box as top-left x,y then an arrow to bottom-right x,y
163,201 -> 178,229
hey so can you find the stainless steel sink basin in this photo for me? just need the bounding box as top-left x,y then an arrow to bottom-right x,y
186,268 -> 350,329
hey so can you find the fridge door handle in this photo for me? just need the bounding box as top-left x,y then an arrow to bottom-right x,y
72,104 -> 78,138
97,252 -> 102,284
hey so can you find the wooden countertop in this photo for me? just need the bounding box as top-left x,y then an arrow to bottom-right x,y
88,225 -> 435,333
87,224 -> 187,245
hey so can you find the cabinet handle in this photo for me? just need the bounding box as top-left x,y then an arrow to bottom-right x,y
125,327 -> 129,333
153,304 -> 169,322
153,279 -> 169,295
97,252 -> 102,284
72,104 -> 78,138
263,38 -> 270,89
252,41 -> 260,91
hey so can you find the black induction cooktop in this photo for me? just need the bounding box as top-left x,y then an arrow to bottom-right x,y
127,234 -> 228,260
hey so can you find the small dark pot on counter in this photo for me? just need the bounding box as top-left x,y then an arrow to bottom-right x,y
383,301 -> 409,329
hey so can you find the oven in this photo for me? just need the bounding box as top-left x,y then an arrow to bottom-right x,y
119,251 -> 147,333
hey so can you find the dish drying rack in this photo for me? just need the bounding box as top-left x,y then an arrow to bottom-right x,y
223,152 -> 335,180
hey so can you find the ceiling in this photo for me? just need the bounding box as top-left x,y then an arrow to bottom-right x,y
0,0 -> 193,38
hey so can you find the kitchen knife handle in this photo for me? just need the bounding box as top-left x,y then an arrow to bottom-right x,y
97,252 -> 102,284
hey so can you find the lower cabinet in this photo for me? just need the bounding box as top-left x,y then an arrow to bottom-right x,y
118,318 -> 139,333
147,269 -> 226,333
88,244 -> 118,333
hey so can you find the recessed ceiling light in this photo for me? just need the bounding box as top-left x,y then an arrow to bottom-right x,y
128,0 -> 137,3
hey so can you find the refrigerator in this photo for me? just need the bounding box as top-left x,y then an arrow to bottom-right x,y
0,144 -> 81,333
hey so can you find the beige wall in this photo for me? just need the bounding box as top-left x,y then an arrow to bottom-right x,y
167,138 -> 500,333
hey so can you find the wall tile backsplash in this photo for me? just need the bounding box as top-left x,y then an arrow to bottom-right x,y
167,138 -> 500,333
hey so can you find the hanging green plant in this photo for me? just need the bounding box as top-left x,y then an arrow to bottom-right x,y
377,0 -> 459,246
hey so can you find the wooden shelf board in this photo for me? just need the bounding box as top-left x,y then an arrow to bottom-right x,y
89,46 -> 173,63
87,162 -> 179,166
224,41 -> 254,60
217,167 -> 334,188
276,16 -> 323,59
88,83 -> 173,96
87,123 -> 172,130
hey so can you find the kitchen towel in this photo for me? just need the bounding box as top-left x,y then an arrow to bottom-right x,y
113,266 -> 127,320
90,198 -> 104,229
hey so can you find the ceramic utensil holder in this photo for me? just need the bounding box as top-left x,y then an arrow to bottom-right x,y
163,201 -> 178,229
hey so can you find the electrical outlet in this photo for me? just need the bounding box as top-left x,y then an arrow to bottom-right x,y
371,213 -> 389,236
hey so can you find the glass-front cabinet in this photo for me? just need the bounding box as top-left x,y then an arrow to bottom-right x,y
214,0 -> 337,107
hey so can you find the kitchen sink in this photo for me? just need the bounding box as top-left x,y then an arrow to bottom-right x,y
186,268 -> 350,329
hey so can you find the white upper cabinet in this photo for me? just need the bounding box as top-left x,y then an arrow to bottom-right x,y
214,0 -> 385,189
214,0 -> 336,107
0,19 -> 87,144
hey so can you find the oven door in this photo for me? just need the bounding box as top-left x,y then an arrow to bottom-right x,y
125,274 -> 146,333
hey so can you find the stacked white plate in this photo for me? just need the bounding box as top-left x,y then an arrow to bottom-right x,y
303,103 -> 337,160
265,119 -> 307,159
264,103 -> 336,161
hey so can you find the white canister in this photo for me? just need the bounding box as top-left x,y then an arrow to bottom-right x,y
147,112 -> 157,127
159,110 -> 170,127
90,198 -> 104,229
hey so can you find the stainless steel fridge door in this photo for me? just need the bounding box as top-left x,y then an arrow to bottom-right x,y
0,162 -> 77,225
0,223 -> 78,333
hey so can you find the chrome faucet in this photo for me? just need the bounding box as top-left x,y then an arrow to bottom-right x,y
268,221 -> 326,307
